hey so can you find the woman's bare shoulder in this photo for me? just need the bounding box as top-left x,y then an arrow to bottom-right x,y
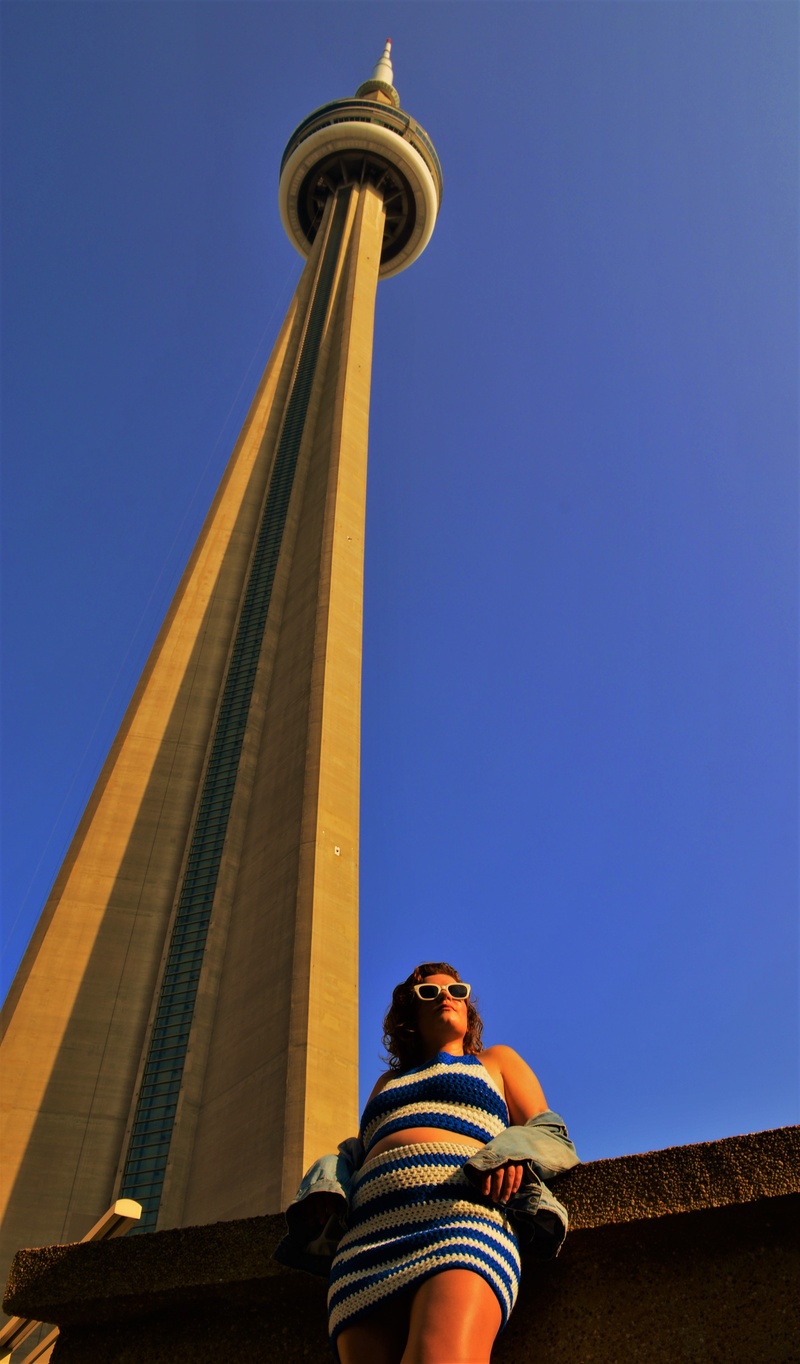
481,1043 -> 524,1062
480,1045 -> 548,1123
480,1043 -> 531,1072
364,1070 -> 395,1103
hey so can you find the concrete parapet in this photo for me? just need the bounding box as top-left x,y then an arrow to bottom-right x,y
4,1127 -> 798,1362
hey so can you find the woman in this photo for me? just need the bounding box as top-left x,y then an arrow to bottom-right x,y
277,962 -> 578,1364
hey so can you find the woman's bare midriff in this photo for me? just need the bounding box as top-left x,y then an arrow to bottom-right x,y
364,1127 -> 487,1167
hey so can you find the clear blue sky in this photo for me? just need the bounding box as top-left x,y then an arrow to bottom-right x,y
2,2 -> 797,1163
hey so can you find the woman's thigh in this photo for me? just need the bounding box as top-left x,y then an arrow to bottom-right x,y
403,1269 -> 503,1364
336,1292 -> 410,1364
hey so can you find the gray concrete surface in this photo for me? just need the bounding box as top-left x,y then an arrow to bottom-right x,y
4,1126 -> 799,1362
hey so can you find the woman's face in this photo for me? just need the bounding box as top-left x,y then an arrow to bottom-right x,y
414,972 -> 469,1056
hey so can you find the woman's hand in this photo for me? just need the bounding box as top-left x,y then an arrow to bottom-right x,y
301,1191 -> 342,1227
478,1160 -> 525,1205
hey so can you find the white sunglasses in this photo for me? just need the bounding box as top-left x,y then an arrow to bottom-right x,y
412,982 -> 471,1002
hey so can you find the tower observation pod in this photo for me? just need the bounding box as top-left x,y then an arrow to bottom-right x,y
0,43 -> 441,1278
279,40 -> 442,278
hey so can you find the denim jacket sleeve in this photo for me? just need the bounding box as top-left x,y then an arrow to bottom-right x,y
271,1137 -> 362,1277
462,1110 -> 580,1260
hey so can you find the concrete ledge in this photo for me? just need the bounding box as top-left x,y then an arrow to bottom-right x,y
4,1127 -> 799,1363
550,1124 -> 799,1228
507,1195 -> 799,1363
3,1214 -> 291,1327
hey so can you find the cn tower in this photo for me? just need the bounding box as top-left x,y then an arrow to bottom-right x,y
0,42 -> 441,1268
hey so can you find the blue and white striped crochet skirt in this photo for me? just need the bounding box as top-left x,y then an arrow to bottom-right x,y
327,1143 -> 521,1350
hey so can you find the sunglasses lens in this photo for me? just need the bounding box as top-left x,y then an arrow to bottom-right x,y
416,984 -> 440,1000
449,984 -> 469,999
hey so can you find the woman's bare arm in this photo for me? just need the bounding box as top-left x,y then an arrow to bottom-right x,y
478,1045 -> 548,1203
482,1044 -> 548,1125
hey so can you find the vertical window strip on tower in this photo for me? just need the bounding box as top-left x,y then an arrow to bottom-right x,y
119,192 -> 350,1231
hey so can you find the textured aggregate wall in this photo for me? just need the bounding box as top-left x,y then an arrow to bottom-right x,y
4,1128 -> 798,1363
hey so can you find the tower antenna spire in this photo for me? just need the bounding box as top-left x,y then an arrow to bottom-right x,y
355,38 -> 400,108
370,39 -> 393,86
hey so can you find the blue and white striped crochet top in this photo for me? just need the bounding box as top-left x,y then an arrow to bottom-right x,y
361,1051 -> 509,1156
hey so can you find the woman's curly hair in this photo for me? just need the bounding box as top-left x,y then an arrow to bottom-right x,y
382,961 -> 484,1072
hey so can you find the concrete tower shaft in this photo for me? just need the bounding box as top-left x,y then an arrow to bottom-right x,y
0,47 -> 440,1281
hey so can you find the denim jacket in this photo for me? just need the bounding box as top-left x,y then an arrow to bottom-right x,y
272,1111 -> 579,1277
